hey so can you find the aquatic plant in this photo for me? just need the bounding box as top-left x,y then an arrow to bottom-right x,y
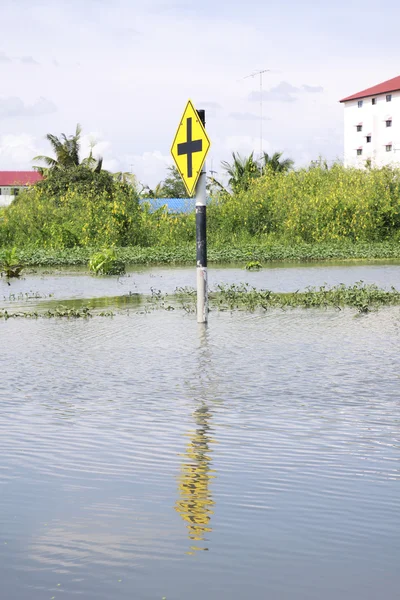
0,247 -> 24,278
88,248 -> 126,276
245,261 -> 262,270
212,282 -> 400,313
0,305 -> 114,319
3,239 -> 400,269
1,283 -> 400,319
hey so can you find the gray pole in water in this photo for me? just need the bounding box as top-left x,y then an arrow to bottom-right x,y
195,109 -> 208,324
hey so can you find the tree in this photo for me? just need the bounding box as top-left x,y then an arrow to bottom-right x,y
261,152 -> 294,174
212,151 -> 295,195
219,152 -> 261,194
33,124 -> 103,174
34,165 -> 116,197
161,166 -> 187,198
141,166 -> 188,199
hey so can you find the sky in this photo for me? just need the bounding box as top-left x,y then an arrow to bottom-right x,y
0,0 -> 400,187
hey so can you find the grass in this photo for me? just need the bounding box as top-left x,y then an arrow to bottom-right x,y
1,239 -> 400,268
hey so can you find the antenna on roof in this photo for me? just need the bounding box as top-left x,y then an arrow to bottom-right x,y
209,158 -> 218,177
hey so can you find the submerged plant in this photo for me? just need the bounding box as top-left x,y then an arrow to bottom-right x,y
88,248 -> 125,276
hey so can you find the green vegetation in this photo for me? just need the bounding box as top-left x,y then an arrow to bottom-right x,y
0,247 -> 23,278
2,240 -> 400,268
245,260 -> 262,270
33,123 -> 103,174
2,283 -> 400,319
141,166 -> 187,198
155,281 -> 400,314
88,248 -> 126,275
3,163 -> 400,253
207,164 -> 400,244
3,122 -> 400,266
0,167 -> 142,249
211,282 -> 400,313
0,306 -> 114,319
212,151 -> 294,194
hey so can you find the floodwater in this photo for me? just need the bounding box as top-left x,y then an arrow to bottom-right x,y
2,260 -> 400,308
1,264 -> 400,600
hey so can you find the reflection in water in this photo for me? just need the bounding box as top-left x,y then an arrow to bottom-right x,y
175,323 -> 216,554
175,403 -> 215,554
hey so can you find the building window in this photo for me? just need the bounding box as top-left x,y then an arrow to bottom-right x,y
12,188 -> 20,196
366,135 -> 371,143
386,94 -> 392,102
357,149 -> 363,156
358,100 -> 363,108
386,120 -> 392,127
356,124 -> 362,132
386,145 -> 392,152
372,98 -> 377,105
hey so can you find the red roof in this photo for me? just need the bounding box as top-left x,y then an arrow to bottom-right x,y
340,75 -> 400,103
0,171 -> 43,186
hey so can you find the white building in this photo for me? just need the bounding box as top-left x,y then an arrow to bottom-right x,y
0,171 -> 43,206
340,75 -> 400,168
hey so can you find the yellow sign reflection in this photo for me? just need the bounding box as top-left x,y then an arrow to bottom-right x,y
175,404 -> 215,554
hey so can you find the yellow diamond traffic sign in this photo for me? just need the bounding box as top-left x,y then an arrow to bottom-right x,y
171,100 -> 211,197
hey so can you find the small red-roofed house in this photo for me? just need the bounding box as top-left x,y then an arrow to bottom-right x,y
0,171 -> 43,206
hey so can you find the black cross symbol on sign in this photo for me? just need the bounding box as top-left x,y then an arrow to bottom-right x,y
177,117 -> 202,178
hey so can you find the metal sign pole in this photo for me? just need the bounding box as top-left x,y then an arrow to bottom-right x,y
195,109 -> 208,324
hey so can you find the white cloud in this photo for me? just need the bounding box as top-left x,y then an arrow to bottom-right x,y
0,134 -> 43,167
20,55 -> 39,65
222,135 -> 272,156
249,81 -> 324,104
0,97 -> 56,119
229,112 -> 270,121
0,0 -> 395,181
125,151 -> 172,188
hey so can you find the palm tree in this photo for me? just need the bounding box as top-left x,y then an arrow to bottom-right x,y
112,172 -> 137,186
220,152 -> 261,194
261,152 -> 294,174
140,181 -> 166,198
33,124 -> 103,174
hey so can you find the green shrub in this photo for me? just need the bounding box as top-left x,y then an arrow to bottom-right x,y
0,167 -> 143,248
207,165 -> 400,244
2,163 -> 400,251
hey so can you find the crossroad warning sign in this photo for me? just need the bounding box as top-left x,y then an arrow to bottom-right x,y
171,100 -> 211,197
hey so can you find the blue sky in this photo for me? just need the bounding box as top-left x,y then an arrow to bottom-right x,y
0,0 -> 399,186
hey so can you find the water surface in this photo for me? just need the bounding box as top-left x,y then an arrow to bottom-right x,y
1,307 -> 400,599
2,260 -> 400,308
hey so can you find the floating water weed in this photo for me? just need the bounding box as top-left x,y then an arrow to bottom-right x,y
1,283 -> 399,319
0,305 -> 99,319
3,291 -> 53,302
3,240 -> 400,268
213,282 -> 400,313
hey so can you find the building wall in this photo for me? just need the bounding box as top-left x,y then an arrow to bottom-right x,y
343,90 -> 400,167
0,186 -> 25,207
0,195 -> 15,207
